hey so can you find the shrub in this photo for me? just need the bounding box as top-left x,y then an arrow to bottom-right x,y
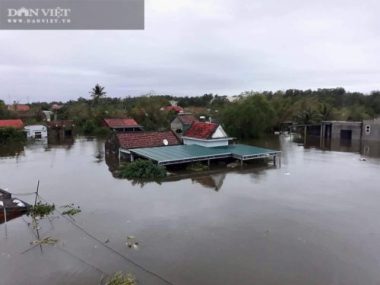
0,128 -> 26,144
105,272 -> 136,285
119,159 -> 167,180
28,202 -> 55,218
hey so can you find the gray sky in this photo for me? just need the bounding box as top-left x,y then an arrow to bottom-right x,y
1,0 -> 379,103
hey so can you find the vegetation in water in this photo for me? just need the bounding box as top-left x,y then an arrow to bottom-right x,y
186,162 -> 209,172
0,127 -> 26,144
105,272 -> 136,285
28,202 -> 55,218
118,159 -> 167,180
30,236 -> 58,245
61,203 -> 81,216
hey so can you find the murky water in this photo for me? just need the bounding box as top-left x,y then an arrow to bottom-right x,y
1,135 -> 380,285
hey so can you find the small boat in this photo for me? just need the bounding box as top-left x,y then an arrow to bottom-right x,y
0,188 -> 31,223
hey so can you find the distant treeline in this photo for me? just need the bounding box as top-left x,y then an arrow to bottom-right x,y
1,87 -> 379,138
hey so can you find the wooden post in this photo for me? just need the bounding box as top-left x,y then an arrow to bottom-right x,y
273,155 -> 276,166
34,180 -> 40,207
208,159 -> 210,168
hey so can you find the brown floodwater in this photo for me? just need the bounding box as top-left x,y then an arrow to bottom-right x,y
1,135 -> 380,285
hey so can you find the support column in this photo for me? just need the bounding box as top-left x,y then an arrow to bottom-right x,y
208,159 -> 210,168
130,153 -> 134,162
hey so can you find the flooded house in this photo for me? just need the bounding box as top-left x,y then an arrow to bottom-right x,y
7,104 -> 30,113
362,117 -> 380,141
182,121 -> 232,147
115,131 -> 181,160
320,121 -> 363,141
103,118 -> 144,133
170,113 -> 199,137
24,125 -> 48,139
0,119 -> 24,129
48,120 -> 75,140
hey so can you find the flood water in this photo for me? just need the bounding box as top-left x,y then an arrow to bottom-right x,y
1,135 -> 380,285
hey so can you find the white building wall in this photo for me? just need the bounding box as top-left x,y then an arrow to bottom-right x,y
24,125 -> 48,139
212,125 -> 227,138
183,137 -> 229,147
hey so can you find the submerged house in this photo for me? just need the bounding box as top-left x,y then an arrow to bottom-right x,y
0,119 -> 24,129
320,121 -> 363,141
170,113 -> 199,137
24,125 -> 48,139
7,104 -> 30,113
182,122 -> 232,147
362,117 -> 380,141
48,120 -> 74,140
117,131 -> 181,160
104,118 -> 144,133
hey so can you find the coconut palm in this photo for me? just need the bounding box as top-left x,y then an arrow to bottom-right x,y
90,84 -> 106,104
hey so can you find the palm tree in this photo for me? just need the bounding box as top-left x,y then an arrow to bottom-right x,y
90,84 -> 106,104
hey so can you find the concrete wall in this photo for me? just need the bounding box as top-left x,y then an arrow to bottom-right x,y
24,125 -> 48,139
183,137 -> 229,147
362,118 -> 380,141
211,125 -> 228,139
329,122 -> 362,140
170,117 -> 184,135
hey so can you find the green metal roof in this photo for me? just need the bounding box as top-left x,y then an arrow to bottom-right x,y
130,144 -> 280,165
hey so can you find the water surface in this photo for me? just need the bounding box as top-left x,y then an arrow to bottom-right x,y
1,136 -> 380,285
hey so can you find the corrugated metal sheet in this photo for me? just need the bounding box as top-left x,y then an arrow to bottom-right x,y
130,144 -> 280,165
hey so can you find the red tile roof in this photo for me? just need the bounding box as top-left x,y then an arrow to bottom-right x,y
177,114 -> 199,125
8,104 -> 30,112
184,122 -> 219,139
104,118 -> 140,129
164,105 -> 184,113
117,131 -> 180,149
0,119 -> 24,129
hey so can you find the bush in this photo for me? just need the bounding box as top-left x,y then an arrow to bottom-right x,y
119,159 -> 167,180
0,128 -> 26,144
105,272 -> 136,285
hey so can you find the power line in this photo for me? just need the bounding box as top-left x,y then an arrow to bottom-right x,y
37,194 -> 175,285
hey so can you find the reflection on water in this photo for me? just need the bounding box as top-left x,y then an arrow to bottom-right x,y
298,135 -> 380,158
1,136 -> 380,285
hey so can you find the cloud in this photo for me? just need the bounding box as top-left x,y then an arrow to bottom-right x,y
0,0 -> 379,103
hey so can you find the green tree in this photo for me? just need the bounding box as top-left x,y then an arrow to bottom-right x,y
221,95 -> 275,138
90,84 -> 107,105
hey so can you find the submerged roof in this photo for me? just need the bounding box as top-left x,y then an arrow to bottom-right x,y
184,122 -> 219,139
118,131 -> 180,150
48,120 -> 74,128
130,144 -> 280,165
8,104 -> 30,112
177,113 -> 199,125
163,105 -> 184,113
104,118 -> 140,129
0,119 -> 24,129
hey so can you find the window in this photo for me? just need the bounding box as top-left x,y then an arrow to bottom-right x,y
365,125 -> 371,135
35,132 -> 42,139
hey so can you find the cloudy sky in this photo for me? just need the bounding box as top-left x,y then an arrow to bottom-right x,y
0,0 -> 379,103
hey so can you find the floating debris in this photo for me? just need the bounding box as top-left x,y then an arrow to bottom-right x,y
126,236 -> 139,250
30,236 -> 58,245
105,271 -> 136,285
359,157 -> 367,161
61,203 -> 81,216
28,202 -> 55,218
